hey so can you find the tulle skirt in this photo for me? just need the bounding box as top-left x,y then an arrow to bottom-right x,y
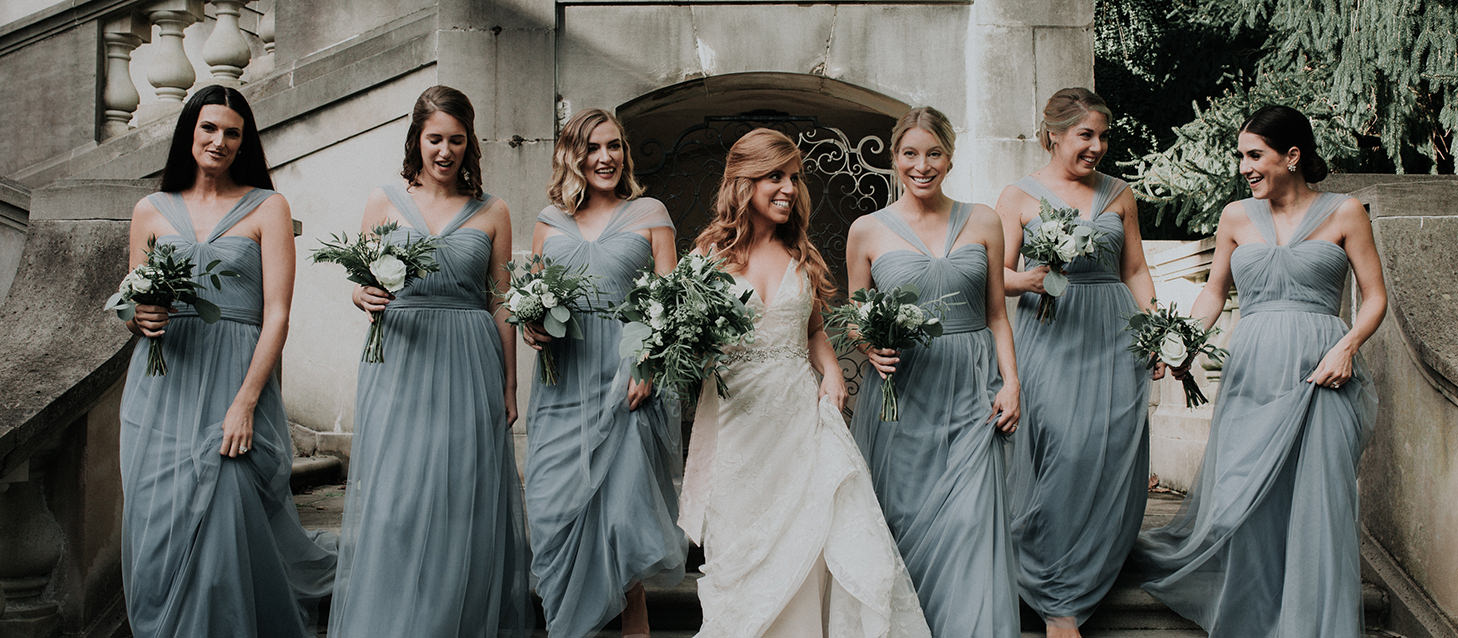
119,317 -> 336,638
851,328 -> 1019,637
329,307 -> 532,638
1132,310 -> 1377,637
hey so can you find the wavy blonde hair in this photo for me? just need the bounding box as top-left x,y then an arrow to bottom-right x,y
1037,87 -> 1114,151
548,108 -> 644,214
694,128 -> 836,308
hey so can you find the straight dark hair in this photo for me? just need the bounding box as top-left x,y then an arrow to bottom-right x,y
1240,105 -> 1329,183
159,85 -> 273,192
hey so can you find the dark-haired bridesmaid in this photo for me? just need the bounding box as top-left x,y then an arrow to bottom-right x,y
119,85 -> 335,637
995,87 -> 1161,638
329,85 -> 531,637
522,108 -> 686,638
1133,105 -> 1384,638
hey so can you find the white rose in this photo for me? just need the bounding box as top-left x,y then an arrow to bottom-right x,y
123,271 -> 152,294
857,304 -> 872,322
540,291 -> 559,308
506,291 -> 522,313
1159,332 -> 1189,367
370,254 -> 408,292
1056,236 -> 1078,263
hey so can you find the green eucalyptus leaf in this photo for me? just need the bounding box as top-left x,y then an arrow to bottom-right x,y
191,297 -> 223,323
619,322 -> 653,358
1043,270 -> 1069,297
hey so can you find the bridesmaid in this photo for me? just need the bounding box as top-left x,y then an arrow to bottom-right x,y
994,87 -> 1162,637
522,108 -> 687,638
1133,106 -> 1384,637
845,106 -> 1021,636
329,85 -> 531,637
119,85 -> 335,637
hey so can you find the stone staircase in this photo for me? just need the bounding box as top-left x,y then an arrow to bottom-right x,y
290,479 -> 1400,638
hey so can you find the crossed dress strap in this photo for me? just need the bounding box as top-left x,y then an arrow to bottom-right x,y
1242,191 -> 1346,247
1016,173 -> 1126,219
381,183 -> 492,236
871,202 -> 972,258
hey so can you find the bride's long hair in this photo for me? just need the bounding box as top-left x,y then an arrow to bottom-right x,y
694,128 -> 836,308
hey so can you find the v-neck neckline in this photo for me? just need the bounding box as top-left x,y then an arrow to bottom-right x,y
746,260 -> 795,309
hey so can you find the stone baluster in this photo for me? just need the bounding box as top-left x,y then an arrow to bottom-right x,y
202,0 -> 252,85
144,0 -> 205,105
255,2 -> 276,75
101,13 -> 153,139
0,461 -> 63,638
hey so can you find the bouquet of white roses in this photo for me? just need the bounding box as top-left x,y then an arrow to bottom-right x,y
501,254 -> 599,385
823,285 -> 952,421
1021,198 -> 1106,323
105,236 -> 237,376
1126,299 -> 1229,408
311,221 -> 440,363
615,251 -> 757,400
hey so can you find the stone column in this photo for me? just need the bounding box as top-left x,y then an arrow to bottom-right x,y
140,0 -> 205,119
101,13 -> 153,139
962,0 -> 1094,205
202,0 -> 253,85
0,461 -> 63,638
252,1 -> 276,77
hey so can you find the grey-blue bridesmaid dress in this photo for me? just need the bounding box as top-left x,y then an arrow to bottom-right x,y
1007,173 -> 1151,623
849,203 -> 1020,637
1133,192 -> 1376,637
526,198 -> 687,638
328,184 -> 531,638
119,189 -> 336,638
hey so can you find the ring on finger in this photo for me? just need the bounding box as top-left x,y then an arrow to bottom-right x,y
239,445 -> 249,453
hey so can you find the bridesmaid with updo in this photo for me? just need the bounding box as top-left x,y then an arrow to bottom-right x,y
995,87 -> 1161,638
1134,105 -> 1384,638
845,106 -> 1021,637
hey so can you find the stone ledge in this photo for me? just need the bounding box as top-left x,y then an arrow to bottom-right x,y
0,180 -> 150,477
1363,526 -> 1458,638
1353,179 -> 1458,405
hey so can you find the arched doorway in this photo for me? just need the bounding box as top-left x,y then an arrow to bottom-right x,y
618,72 -> 909,402
619,72 -> 908,293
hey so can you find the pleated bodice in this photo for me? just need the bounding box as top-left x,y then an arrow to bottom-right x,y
1231,193 -> 1350,317
869,203 -> 988,333
1015,174 -> 1126,284
149,188 -> 275,324
377,183 -> 495,311
538,199 -> 671,308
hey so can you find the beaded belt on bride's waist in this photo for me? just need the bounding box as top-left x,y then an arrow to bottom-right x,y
723,344 -> 809,365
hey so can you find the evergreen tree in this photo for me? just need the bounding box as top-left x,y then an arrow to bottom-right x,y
1105,0 -> 1458,234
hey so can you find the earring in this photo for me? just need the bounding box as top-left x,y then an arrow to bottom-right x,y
1286,164 -> 1296,173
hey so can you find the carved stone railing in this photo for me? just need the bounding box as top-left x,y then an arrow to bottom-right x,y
98,0 -> 274,138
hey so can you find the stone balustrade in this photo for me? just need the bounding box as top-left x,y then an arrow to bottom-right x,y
100,0 -> 274,139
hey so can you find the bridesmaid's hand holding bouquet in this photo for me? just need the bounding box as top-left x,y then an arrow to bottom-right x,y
1021,199 -> 1105,323
501,254 -> 599,385
823,285 -> 952,422
106,237 -> 237,376
1126,300 -> 1229,408
311,221 -> 440,363
615,251 -> 757,400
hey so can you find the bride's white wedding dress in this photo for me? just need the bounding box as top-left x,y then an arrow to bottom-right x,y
680,261 -> 932,638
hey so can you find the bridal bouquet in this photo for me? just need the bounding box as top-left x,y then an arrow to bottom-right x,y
501,254 -> 599,385
615,251 -> 757,400
311,221 -> 440,363
823,285 -> 951,421
105,237 -> 236,376
1126,300 -> 1229,408
1021,198 -> 1106,323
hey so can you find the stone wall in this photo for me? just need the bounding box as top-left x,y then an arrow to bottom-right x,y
1352,179 -> 1458,631
0,19 -> 101,178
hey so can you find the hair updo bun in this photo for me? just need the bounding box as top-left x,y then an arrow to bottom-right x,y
1239,105 -> 1328,183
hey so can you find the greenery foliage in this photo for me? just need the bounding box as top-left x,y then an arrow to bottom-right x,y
1097,0 -> 1458,234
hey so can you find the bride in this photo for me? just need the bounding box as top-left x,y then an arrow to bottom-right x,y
678,128 -> 931,638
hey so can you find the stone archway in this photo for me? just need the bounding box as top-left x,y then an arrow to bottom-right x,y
618,72 -> 909,293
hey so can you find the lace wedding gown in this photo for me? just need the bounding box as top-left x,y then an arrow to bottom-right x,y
679,261 -> 931,638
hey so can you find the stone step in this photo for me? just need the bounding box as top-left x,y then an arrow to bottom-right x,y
290,454 -> 343,493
